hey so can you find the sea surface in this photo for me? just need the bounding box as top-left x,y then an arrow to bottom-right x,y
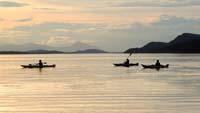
0,54 -> 200,113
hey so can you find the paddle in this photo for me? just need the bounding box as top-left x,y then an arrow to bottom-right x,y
34,62 -> 47,65
122,52 -> 132,64
127,52 -> 133,59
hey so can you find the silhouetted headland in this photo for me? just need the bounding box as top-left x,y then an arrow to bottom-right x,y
125,33 -> 200,53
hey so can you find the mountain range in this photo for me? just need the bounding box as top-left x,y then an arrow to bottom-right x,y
0,42 -> 98,52
0,42 -> 108,54
2,33 -> 199,54
125,33 -> 200,53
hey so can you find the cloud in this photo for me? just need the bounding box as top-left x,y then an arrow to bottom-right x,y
110,0 -> 200,7
34,7 -> 57,11
0,17 -> 32,23
106,15 -> 200,50
0,17 -> 4,21
5,15 -> 200,51
35,0 -> 105,6
0,30 -> 28,44
10,22 -> 97,45
14,17 -> 33,22
41,36 -> 75,47
0,1 -> 28,7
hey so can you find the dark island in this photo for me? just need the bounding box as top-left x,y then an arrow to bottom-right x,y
125,33 -> 200,53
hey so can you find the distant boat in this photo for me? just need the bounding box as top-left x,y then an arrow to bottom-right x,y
114,63 -> 139,67
21,64 -> 56,68
141,64 -> 169,69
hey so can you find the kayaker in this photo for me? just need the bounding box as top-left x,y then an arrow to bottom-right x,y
124,58 -> 130,65
39,60 -> 43,68
155,60 -> 161,66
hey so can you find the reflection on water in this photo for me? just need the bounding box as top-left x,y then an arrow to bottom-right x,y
0,54 -> 200,113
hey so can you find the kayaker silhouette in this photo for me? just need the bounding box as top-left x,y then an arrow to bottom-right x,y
155,60 -> 161,66
124,53 -> 132,65
39,60 -> 43,68
124,58 -> 130,65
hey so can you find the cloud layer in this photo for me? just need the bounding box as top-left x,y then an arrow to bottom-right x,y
0,15 -> 198,51
14,17 -> 33,22
34,0 -> 200,8
110,0 -> 200,7
0,1 -> 28,7
0,17 -> 4,21
0,0 -> 200,51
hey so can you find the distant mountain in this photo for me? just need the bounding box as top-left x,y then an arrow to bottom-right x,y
0,49 -> 107,54
0,42 -> 107,54
0,42 -> 99,52
125,33 -> 200,53
74,49 -> 107,53
26,49 -> 64,54
0,50 -> 64,54
136,42 -> 168,53
0,43 -> 55,51
170,33 -> 200,45
0,51 -> 27,54
59,42 -> 98,52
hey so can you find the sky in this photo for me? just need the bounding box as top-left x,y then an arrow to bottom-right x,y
0,0 -> 200,51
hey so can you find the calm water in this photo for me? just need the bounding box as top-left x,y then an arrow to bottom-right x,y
0,54 -> 200,113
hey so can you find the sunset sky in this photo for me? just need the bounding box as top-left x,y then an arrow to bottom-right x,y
0,0 -> 200,51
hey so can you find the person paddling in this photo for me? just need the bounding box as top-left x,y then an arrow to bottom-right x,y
39,60 -> 43,68
155,60 -> 161,66
124,58 -> 130,65
124,52 -> 132,65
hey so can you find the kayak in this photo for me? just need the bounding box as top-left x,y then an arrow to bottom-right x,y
114,63 -> 139,67
21,64 -> 56,68
141,64 -> 169,69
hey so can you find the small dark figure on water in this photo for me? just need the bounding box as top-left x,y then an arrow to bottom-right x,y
39,60 -> 43,68
155,60 -> 161,66
124,58 -> 130,65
